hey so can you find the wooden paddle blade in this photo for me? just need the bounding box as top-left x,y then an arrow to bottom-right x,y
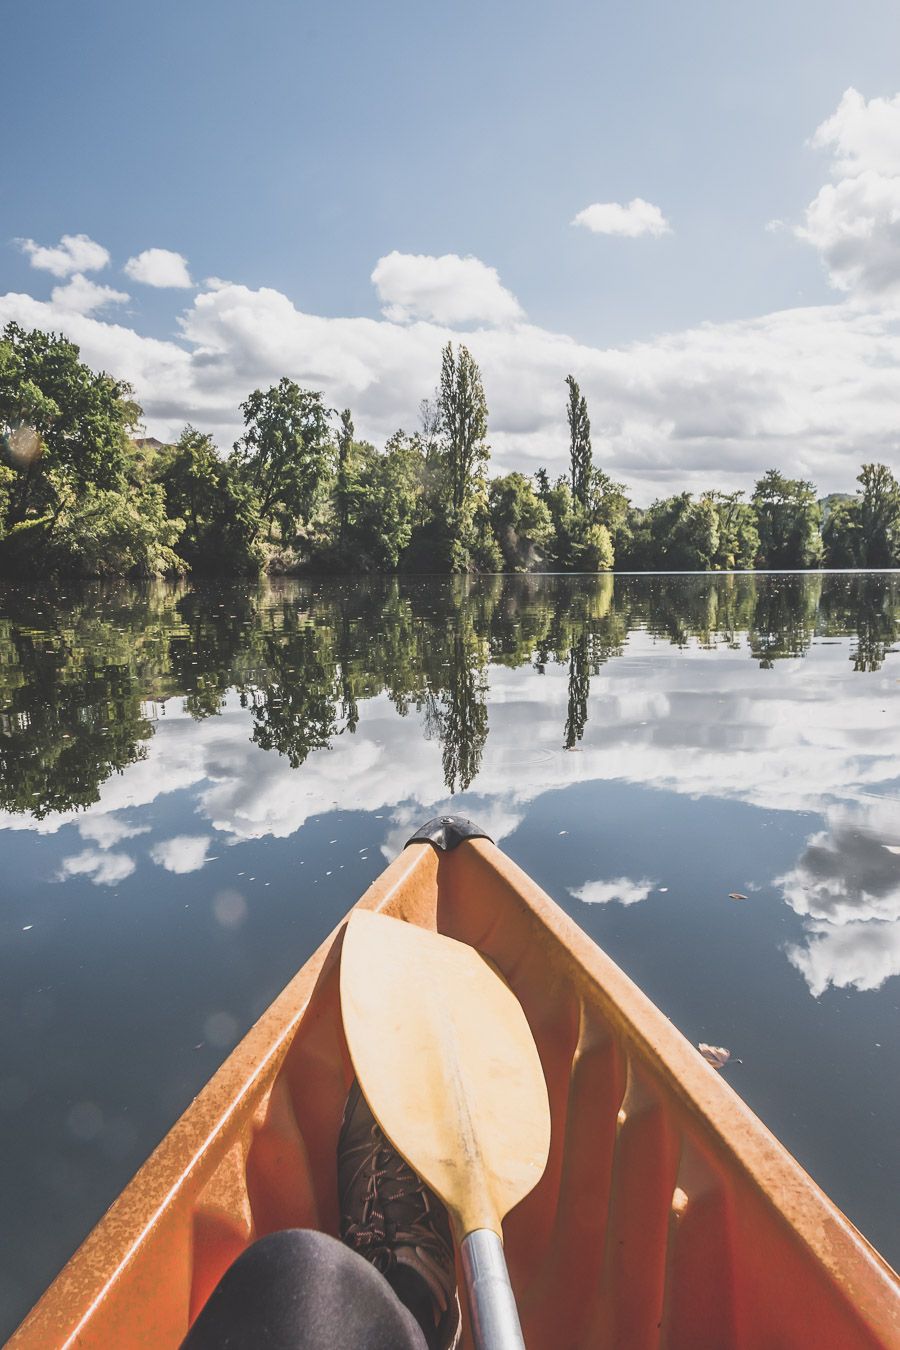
340,911 -> 551,1239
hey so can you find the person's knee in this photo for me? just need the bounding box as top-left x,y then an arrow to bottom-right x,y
183,1229 -> 429,1349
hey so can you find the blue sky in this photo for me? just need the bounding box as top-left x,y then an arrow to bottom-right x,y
3,0 -> 900,499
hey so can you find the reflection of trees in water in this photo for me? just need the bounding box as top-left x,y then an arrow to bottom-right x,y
628,573 -> 759,649
0,586 -> 174,817
748,575 -> 822,667
564,634 -> 590,750
242,622 -> 338,769
2,572 -> 900,815
819,574 -> 900,673
423,638 -> 489,793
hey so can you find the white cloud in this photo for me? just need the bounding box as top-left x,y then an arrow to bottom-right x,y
58,849 -> 136,886
150,834 -> 213,873
571,876 -> 656,906
4,275 -> 899,503
17,233 -> 110,277
810,87 -> 900,178
370,251 -> 523,326
78,815 -> 149,849
572,198 -> 671,238
798,88 -> 900,301
50,273 -> 129,315
124,248 -> 193,289
7,123 -> 900,508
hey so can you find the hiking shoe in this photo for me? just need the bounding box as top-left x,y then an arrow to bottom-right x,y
338,1079 -> 461,1350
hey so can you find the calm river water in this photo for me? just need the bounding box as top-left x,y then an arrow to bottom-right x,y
1,572 -> 899,1332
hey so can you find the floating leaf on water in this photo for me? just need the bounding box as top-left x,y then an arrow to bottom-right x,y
728,891 -> 748,901
698,1043 -> 735,1070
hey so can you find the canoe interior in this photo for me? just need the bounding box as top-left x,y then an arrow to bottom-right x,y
12,838 -> 900,1350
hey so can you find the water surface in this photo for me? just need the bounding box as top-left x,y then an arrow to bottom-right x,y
1,572 -> 898,1333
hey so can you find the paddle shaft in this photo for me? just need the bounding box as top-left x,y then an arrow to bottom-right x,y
460,1230 -> 526,1350
340,913 -> 551,1348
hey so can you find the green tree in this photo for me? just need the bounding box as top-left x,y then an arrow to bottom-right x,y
489,473 -> 552,570
822,498 -> 861,567
0,322 -> 138,531
752,469 -> 823,568
565,374 -> 592,508
857,462 -> 900,566
707,491 -> 759,569
156,427 -> 261,573
439,342 -> 489,513
336,408 -> 354,549
43,476 -> 185,577
628,493 -> 720,570
533,474 -> 614,572
232,379 -> 332,543
342,433 -> 424,570
539,476 -> 580,568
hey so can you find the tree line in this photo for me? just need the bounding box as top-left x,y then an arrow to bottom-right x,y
2,321 -> 899,577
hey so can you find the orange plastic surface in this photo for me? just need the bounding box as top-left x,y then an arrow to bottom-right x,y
11,838 -> 900,1349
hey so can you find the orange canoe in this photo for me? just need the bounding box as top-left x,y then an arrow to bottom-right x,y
11,818 -> 900,1349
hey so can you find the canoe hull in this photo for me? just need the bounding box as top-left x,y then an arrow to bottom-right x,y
11,835 -> 900,1349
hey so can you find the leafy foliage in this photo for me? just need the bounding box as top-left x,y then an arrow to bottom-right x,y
752,470 -> 823,568
1,323 -> 897,579
156,427 -> 261,574
0,323 -> 141,561
489,473 -> 552,570
565,374 -> 592,508
232,378 -> 333,542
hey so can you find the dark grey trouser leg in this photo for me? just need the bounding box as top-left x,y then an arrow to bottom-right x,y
182,1229 -> 429,1350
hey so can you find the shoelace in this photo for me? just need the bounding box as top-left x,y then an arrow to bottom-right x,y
341,1123 -> 450,1278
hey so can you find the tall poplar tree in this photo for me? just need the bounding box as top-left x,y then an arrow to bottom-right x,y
565,374 -> 592,508
336,408 -> 354,549
438,342 -> 489,514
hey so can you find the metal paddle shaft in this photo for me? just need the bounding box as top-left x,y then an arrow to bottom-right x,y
461,1230 -> 526,1349
340,911 -> 551,1349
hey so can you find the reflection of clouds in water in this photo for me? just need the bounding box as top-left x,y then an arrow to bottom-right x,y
5,637 -> 900,995
571,876 -> 656,906
149,835 -> 213,874
57,849 -> 136,886
780,801 -> 900,994
77,815 -> 149,849
787,919 -> 900,997
4,641 -> 900,849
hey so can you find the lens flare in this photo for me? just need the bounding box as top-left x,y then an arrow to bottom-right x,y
3,423 -> 44,468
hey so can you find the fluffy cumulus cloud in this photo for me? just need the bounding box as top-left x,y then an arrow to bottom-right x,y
4,270 -> 900,501
50,274 -> 129,315
572,198 -> 671,238
571,876 -> 657,905
4,91 -> 900,500
797,88 -> 900,301
16,232 -> 110,277
370,251 -> 523,326
124,248 -> 193,289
